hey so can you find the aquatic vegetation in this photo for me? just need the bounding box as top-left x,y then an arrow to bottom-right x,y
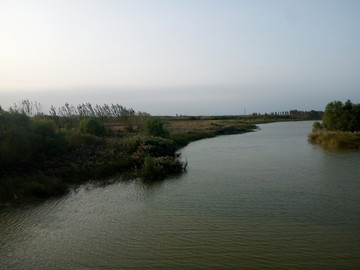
308,131 -> 360,149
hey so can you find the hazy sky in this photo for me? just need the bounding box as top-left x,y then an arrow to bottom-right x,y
1,0 -> 360,115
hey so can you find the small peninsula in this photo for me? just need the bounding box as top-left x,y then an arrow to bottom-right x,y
0,100 -> 324,204
0,101 -> 256,204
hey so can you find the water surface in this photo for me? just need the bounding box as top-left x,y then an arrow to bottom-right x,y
1,121 -> 360,269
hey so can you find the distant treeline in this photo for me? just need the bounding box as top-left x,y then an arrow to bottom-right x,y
160,110 -> 323,122
252,110 -> 323,120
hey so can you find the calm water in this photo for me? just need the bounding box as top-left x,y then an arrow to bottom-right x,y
1,121 -> 360,270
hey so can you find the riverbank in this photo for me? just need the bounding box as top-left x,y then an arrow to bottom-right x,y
308,131 -> 360,149
1,100 -> 325,205
3,121 -> 359,270
0,134 -> 187,204
0,115 -> 257,205
166,118 -> 257,147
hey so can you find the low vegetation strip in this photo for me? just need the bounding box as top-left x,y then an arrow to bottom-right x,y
308,131 -> 360,149
166,119 -> 257,147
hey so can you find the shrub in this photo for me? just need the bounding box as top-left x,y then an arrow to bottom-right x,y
121,135 -> 177,157
66,131 -> 100,149
170,132 -> 213,148
31,119 -> 68,161
142,156 -> 163,179
141,155 -> 186,180
0,125 -> 32,167
153,156 -> 187,174
79,118 -> 106,136
144,117 -> 169,137
0,111 -> 32,167
312,121 -> 323,132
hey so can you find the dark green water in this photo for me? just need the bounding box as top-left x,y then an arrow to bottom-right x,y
1,121 -> 360,270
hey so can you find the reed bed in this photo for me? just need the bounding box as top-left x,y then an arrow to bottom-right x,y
308,131 -> 360,149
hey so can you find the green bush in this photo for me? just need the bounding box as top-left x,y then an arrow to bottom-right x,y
0,112 -> 69,168
144,117 -> 169,137
79,118 -> 106,136
170,132 -> 213,148
0,111 -> 32,167
31,119 -> 68,161
142,156 -> 163,179
0,125 -> 32,167
141,155 -> 186,180
122,135 -> 177,157
66,131 -> 100,149
312,121 -> 323,132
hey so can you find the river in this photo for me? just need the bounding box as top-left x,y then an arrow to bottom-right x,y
1,121 -> 360,269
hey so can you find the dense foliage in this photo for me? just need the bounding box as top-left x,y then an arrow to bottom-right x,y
79,118 -> 106,136
309,100 -> 360,150
0,104 -> 188,203
1,100 -> 266,203
322,100 -> 360,132
144,117 -> 169,137
0,111 -> 67,169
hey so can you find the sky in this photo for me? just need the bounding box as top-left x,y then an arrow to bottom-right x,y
1,0 -> 360,115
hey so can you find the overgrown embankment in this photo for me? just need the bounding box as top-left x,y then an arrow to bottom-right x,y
0,104 -> 186,204
1,103 -> 258,204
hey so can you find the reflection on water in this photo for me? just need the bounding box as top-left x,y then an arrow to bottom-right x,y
1,121 -> 360,269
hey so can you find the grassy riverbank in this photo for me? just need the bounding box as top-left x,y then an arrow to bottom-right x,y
166,118 -> 257,147
1,100 -> 324,204
0,108 -> 259,204
308,131 -> 360,150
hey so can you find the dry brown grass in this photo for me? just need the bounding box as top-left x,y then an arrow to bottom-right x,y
104,118 -> 256,141
308,131 -> 360,149
165,120 -> 217,135
164,119 -> 255,135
